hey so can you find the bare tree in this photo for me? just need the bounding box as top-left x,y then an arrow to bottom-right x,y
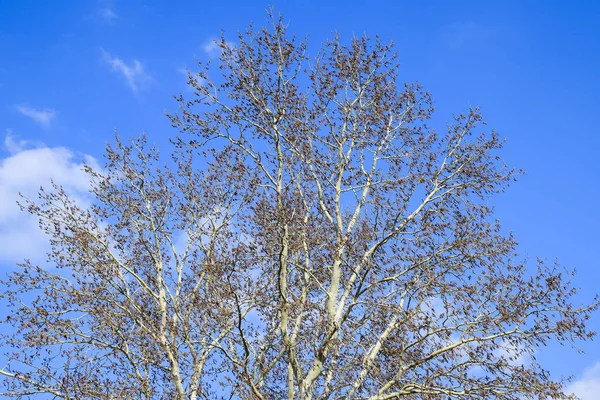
0,137 -> 259,399
2,14 -> 598,400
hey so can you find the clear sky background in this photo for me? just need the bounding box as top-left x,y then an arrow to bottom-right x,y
1,0 -> 599,397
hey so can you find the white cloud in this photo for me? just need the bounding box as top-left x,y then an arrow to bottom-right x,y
494,340 -> 532,367
3,129 -> 44,153
96,0 -> 118,22
567,362 -> 600,399
177,67 -> 206,91
202,38 -> 235,58
421,296 -> 445,317
0,132 -> 99,265
16,106 -> 56,127
102,50 -> 150,92
98,7 -> 118,21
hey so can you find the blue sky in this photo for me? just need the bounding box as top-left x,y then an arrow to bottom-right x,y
1,0 -> 599,396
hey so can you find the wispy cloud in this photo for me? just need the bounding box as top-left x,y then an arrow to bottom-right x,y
16,105 -> 56,127
102,50 -> 150,92
96,0 -> 118,22
202,38 -> 235,58
177,67 -> 206,90
493,340 -> 532,367
98,6 -> 118,21
0,131 -> 99,264
567,362 -> 600,399
3,129 -> 43,154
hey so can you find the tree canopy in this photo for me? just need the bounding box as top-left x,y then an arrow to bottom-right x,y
1,14 -> 597,400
